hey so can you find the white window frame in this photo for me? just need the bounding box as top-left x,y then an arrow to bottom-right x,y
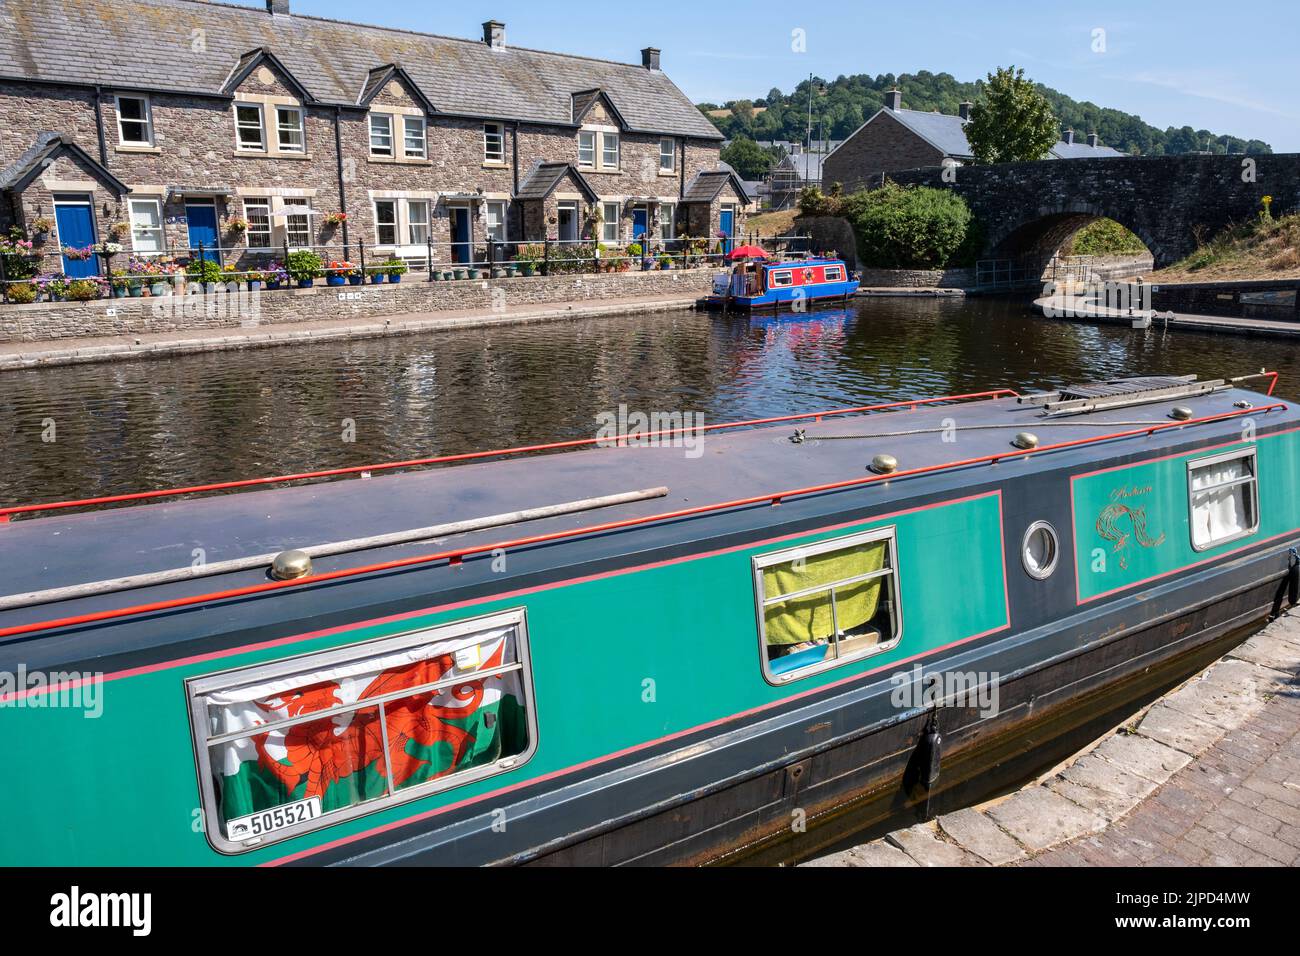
485,200 -> 507,243
186,607 -> 538,855
369,113 -> 394,157
659,137 -> 675,172
234,103 -> 265,151
127,197 -> 163,253
373,199 -> 399,246
284,200 -> 312,250
243,198 -> 272,250
275,106 -> 305,153
577,130 -> 596,168
601,131 -> 620,170
752,526 -> 902,684
659,202 -> 676,240
824,266 -> 844,281
769,270 -> 793,287
407,199 -> 430,245
115,94 -> 153,146
484,122 -> 505,164
403,115 -> 427,159
1187,447 -> 1260,552
601,201 -> 620,243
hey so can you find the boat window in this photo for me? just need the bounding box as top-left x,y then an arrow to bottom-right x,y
1022,521 -> 1059,579
753,527 -> 901,682
1187,448 -> 1259,551
186,608 -> 536,854
824,266 -> 843,281
769,270 -> 793,287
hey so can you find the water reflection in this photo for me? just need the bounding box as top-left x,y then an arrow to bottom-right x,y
1,297 -> 1295,505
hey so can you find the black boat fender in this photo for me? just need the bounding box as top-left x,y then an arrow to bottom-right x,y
1271,548 -> 1300,619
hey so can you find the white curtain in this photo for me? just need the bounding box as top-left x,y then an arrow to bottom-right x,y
1191,458 -> 1252,548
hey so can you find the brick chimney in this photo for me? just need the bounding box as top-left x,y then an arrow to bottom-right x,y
641,47 -> 661,70
266,0 -> 289,13
884,89 -> 902,110
483,20 -> 505,49
1063,128 -> 1075,145
1087,132 -> 1099,148
958,101 -> 972,121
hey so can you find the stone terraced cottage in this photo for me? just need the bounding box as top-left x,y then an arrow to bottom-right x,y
0,0 -> 749,278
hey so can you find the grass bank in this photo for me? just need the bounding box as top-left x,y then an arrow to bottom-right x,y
1151,213 -> 1300,282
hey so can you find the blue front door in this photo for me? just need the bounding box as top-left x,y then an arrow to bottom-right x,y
450,208 -> 470,264
719,207 -> 734,254
55,200 -> 97,278
632,207 -> 648,241
186,203 -> 219,261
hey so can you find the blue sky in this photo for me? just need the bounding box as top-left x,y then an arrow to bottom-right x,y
232,0 -> 1299,151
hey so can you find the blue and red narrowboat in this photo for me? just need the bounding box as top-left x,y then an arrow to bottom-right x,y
699,257 -> 860,310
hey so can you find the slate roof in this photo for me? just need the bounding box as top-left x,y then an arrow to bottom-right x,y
0,0 -> 722,140
829,107 -> 1128,164
515,162 -> 598,202
0,130 -> 128,193
682,168 -> 751,204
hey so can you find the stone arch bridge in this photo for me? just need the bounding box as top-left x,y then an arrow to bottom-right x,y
886,154 -> 1300,268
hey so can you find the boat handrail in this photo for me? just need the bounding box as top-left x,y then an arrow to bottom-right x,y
0,389 -> 1019,523
0,400 -> 1286,642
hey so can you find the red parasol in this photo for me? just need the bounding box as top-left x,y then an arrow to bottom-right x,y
726,244 -> 769,261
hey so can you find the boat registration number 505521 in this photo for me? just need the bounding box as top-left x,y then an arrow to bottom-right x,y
227,797 -> 321,841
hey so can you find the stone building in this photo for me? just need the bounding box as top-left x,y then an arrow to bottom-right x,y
822,90 -> 1125,192
0,0 -> 748,276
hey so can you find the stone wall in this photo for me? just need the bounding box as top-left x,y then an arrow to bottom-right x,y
0,268 -> 716,343
887,155 -> 1300,268
1149,278 -> 1300,320
856,267 -> 976,288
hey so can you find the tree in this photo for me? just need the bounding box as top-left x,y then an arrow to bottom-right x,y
720,135 -> 773,181
965,67 -> 1059,164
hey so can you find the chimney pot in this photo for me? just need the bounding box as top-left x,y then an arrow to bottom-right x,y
641,47 -> 661,70
884,89 -> 902,111
1064,128 -> 1075,145
958,101 -> 972,121
483,20 -> 505,49
266,0 -> 290,13
1087,132 -> 1099,148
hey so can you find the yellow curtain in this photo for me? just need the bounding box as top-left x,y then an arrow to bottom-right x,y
762,542 -> 886,647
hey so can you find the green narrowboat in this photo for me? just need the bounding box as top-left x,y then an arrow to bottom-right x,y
0,372 -> 1296,866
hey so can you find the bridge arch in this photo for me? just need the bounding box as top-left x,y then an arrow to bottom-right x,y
987,203 -> 1160,265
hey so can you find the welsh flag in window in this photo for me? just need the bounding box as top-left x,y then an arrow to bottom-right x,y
194,615 -> 531,846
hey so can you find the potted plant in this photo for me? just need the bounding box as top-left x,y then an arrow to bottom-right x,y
323,212 -> 348,228
7,282 -> 37,304
62,244 -> 94,263
366,264 -> 387,284
223,216 -> 249,236
264,262 -> 288,290
38,273 -> 68,302
325,260 -> 353,287
658,253 -> 672,270
108,269 -> 130,298
66,277 -> 105,301
286,250 -> 325,288
29,216 -> 53,245
186,258 -> 224,293
385,258 -> 407,283
108,221 -> 131,242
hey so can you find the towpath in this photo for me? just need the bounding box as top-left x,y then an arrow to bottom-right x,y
805,610 -> 1300,867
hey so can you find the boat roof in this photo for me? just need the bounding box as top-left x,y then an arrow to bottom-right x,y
0,378 -> 1290,639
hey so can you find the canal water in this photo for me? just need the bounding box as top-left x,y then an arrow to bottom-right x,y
2,296 -> 1296,506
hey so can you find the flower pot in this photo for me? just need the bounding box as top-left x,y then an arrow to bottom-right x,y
297,278 -> 314,288
388,273 -> 402,283
454,268 -> 468,280
369,274 -> 386,284
112,286 -> 127,298
491,267 -> 506,279
247,280 -> 262,292
468,269 -> 482,280
522,265 -> 536,277
266,281 -> 281,291
128,285 -> 143,297
505,265 -> 518,277
327,275 -> 346,287
150,282 -> 170,296
348,275 -> 363,285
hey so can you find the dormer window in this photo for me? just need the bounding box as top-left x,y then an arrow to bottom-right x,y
577,130 -> 596,167
404,116 -> 427,159
369,114 -> 394,157
601,132 -> 620,170
116,95 -> 153,146
275,107 -> 305,153
234,103 -> 265,150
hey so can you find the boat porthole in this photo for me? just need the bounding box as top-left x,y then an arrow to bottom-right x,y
1022,521 -> 1059,580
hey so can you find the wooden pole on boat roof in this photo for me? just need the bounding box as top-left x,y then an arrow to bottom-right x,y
0,486 -> 671,612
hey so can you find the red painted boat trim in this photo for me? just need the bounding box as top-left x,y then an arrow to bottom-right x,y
0,390 -> 1017,520
0,403 -> 1283,642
